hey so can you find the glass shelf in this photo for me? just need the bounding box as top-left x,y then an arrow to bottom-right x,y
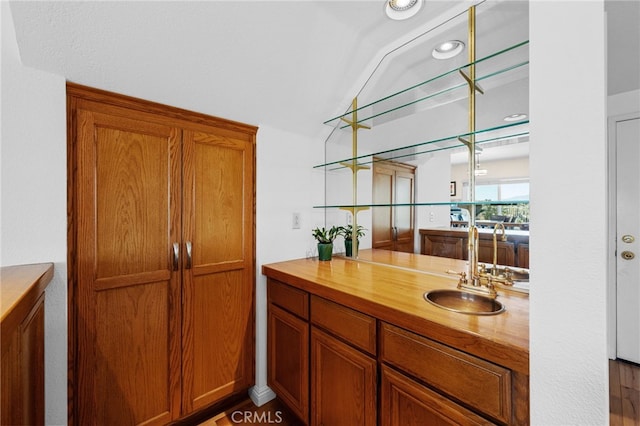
315,121 -> 529,171
314,200 -> 529,209
323,40 -> 529,130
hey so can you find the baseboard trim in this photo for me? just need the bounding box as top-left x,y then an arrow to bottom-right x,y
248,385 -> 276,407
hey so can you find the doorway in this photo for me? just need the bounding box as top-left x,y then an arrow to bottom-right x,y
371,160 -> 415,253
609,112 -> 640,364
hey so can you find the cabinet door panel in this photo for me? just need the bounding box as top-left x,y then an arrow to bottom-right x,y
311,328 -> 376,426
394,171 -> 414,253
182,128 -> 255,412
381,365 -> 492,426
76,107 -> 182,425
268,304 -> 309,423
423,235 -> 465,259
477,240 -> 515,267
372,168 -> 394,249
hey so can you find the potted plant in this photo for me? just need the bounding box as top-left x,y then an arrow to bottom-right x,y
338,224 -> 366,257
312,226 -> 339,261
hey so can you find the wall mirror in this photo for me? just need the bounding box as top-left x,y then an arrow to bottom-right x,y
316,0 -> 529,279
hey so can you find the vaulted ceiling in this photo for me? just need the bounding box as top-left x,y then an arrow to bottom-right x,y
8,1 -> 639,141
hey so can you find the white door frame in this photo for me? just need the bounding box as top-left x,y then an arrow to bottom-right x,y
607,111 -> 640,360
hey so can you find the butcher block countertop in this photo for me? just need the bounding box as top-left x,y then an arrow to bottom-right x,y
262,249 -> 529,374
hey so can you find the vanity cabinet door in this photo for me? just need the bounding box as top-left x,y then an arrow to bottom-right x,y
268,304 -> 309,424
381,365 -> 493,426
421,234 -> 465,259
477,240 -> 515,266
310,328 -> 376,426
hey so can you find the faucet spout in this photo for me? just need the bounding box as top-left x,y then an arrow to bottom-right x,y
492,222 -> 506,273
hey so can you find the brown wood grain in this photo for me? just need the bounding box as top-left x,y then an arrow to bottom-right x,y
68,83 -> 256,425
380,365 -> 492,426
310,327 -> 377,426
268,278 -> 310,320
262,251 -> 529,375
381,322 -> 511,424
181,125 -> 255,413
310,295 -> 376,356
268,304 -> 310,424
1,263 -> 52,426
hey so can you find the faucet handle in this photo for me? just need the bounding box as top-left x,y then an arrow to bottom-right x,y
446,270 -> 468,284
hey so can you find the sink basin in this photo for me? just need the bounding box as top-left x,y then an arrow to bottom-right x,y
424,289 -> 505,315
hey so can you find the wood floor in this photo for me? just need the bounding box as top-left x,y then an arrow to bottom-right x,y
202,360 -> 638,425
610,359 -> 640,426
198,398 -> 302,426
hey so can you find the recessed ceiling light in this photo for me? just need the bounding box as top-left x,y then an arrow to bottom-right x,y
385,0 -> 422,20
432,40 -> 465,60
503,113 -> 528,122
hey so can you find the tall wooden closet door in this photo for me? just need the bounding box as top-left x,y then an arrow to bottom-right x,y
75,106 -> 182,425
394,170 -> 415,253
372,166 -> 394,250
181,127 -> 255,411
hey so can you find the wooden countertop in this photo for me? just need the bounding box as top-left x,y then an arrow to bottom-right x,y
1,263 -> 54,333
262,250 -> 529,374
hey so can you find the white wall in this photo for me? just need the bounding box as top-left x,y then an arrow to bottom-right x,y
251,124 -> 325,404
451,156 -> 529,185
530,2 -> 609,424
1,3 -> 68,425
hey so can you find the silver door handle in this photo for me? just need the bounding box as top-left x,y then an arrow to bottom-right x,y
186,241 -> 193,269
172,242 -> 179,271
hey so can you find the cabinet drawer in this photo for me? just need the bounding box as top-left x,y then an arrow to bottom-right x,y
380,323 -> 511,424
381,365 -> 494,426
268,278 -> 309,320
310,296 -> 376,355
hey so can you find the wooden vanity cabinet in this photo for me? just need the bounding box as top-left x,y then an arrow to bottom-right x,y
1,264 -> 53,426
380,365 -> 491,426
310,296 -> 377,426
477,239 -> 516,266
420,228 -> 528,268
267,279 -> 310,423
380,322 -> 510,424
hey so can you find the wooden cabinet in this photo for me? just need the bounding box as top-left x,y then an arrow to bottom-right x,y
372,160 -> 415,253
1,263 -> 53,426
266,277 -> 529,425
267,279 -> 309,423
380,365 -> 491,426
68,84 -> 256,425
380,322 -> 511,424
267,280 -> 377,425
420,228 -> 529,268
310,296 -> 377,426
310,328 -> 377,426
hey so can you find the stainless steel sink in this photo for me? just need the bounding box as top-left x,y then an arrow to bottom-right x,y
424,289 -> 505,315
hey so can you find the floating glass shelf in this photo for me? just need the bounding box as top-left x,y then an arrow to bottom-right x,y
323,40 -> 529,129
314,200 -> 530,209
315,121 -> 529,171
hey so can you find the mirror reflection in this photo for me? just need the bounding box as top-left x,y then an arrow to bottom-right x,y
318,1 -> 529,287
